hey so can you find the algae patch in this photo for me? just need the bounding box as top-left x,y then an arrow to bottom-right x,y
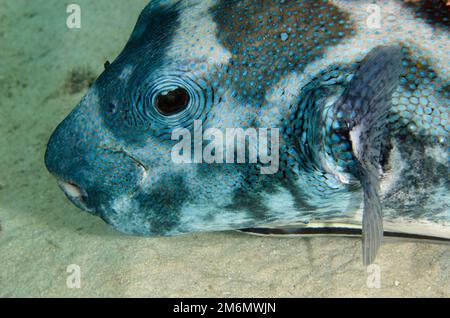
64,68 -> 96,94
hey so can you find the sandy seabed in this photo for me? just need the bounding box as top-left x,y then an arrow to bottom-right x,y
0,0 -> 448,297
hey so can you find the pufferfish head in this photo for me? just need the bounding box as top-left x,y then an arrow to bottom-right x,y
45,0 -> 285,236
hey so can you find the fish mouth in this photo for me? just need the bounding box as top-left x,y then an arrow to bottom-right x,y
56,179 -> 95,213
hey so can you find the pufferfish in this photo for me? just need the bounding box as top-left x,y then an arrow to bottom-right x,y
45,0 -> 450,264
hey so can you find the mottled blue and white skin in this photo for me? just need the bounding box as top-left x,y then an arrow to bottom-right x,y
45,0 -> 449,264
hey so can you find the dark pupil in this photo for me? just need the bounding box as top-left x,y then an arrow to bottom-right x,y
155,87 -> 189,115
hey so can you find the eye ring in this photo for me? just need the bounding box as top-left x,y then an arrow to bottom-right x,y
155,87 -> 190,116
127,72 -> 213,132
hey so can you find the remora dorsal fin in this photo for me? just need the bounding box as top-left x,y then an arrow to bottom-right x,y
333,46 -> 404,265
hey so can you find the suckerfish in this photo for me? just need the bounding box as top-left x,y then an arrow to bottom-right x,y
45,0 -> 449,264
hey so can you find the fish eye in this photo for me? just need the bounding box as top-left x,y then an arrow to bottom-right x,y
126,75 -> 211,129
155,87 -> 190,116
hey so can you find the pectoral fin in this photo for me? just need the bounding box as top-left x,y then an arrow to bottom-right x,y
333,46 -> 404,264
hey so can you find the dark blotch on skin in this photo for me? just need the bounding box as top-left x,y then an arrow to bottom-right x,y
402,0 -> 450,30
217,162 -> 276,221
380,137 -> 394,170
279,178 -> 318,211
225,189 -> 270,220
136,174 -> 190,235
383,133 -> 449,219
65,68 -> 96,94
95,2 -> 182,144
211,0 -> 355,104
